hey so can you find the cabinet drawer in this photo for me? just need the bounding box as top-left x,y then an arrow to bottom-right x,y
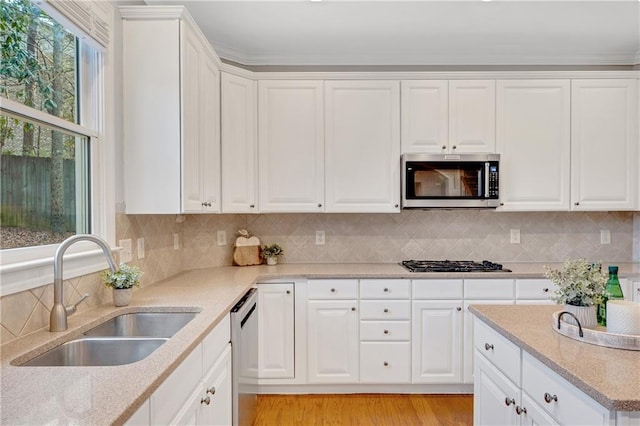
474,319 -> 521,386
412,279 -> 463,299
360,279 -> 410,299
360,321 -> 411,341
202,313 -> 230,373
522,352 -> 609,426
308,279 -> 358,299
360,342 -> 411,383
465,279 -> 514,299
516,279 -> 556,300
359,300 -> 411,320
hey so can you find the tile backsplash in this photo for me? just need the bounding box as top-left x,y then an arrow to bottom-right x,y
183,210 -> 636,269
1,209 -> 637,344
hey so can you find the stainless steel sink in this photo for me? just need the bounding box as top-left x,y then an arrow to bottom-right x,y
21,337 -> 168,367
83,312 -> 198,338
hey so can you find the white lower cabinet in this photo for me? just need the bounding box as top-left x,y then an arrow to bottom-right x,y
307,298 -> 359,383
258,283 -> 295,379
360,342 -> 411,383
411,300 -> 463,383
129,315 -> 232,426
474,316 -> 615,426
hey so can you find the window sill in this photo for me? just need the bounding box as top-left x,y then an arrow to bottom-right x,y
1,247 -> 121,297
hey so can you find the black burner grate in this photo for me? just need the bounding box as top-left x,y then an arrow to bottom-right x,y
401,260 -> 511,273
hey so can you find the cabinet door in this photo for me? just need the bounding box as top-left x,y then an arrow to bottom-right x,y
463,300 -> 514,384
474,352 -> 520,426
199,53 -> 221,213
258,80 -> 324,212
198,345 -> 233,426
221,73 -> 257,213
633,281 -> 640,303
412,300 -> 463,383
449,80 -> 496,153
181,22 -> 205,213
307,300 -> 359,383
401,80 -> 448,153
496,80 -> 571,211
571,79 -> 638,210
324,80 -> 401,212
258,283 -> 295,379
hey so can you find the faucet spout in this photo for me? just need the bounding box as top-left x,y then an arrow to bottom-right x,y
50,234 -> 118,332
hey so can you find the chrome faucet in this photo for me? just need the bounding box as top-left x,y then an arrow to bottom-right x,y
50,234 -> 118,332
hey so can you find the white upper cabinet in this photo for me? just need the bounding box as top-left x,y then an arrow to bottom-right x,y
571,79 -> 638,211
221,73 -> 258,213
121,7 -> 220,214
496,80 -> 571,211
258,80 -> 325,212
401,80 -> 449,153
448,80 -> 496,153
402,80 -> 495,154
324,80 -> 401,212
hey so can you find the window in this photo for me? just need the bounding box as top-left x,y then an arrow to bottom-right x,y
0,0 -> 114,296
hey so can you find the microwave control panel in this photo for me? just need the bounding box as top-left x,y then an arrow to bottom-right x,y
488,164 -> 499,198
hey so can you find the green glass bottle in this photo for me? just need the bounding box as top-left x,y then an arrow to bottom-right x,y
598,266 -> 624,326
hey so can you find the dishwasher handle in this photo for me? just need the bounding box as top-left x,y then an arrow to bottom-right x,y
231,288 -> 258,329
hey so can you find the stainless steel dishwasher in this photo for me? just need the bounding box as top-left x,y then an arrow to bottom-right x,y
231,288 -> 258,426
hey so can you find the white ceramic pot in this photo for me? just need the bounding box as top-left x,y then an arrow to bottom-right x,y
266,257 -> 277,266
563,304 -> 597,329
113,288 -> 133,307
607,300 -> 640,335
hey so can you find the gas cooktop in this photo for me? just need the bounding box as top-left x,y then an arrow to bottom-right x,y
400,260 -> 511,273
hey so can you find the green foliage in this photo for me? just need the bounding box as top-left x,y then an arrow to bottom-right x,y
102,263 -> 144,290
261,243 -> 284,258
544,259 -> 607,307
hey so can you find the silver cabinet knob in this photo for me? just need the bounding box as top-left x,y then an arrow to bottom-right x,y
544,393 -> 558,403
383,288 -> 389,292
383,329 -> 389,334
249,204 -> 255,208
201,396 -> 211,405
330,288 -> 336,293
456,307 -> 462,311
351,307 -> 356,311
383,361 -> 389,366
505,397 -> 515,407
452,145 -> 457,150
394,204 -> 399,208
574,202 -> 580,206
286,290 -> 291,294
515,406 -> 527,415
206,386 -> 216,395
542,288 -> 549,293
441,145 -> 446,150
383,308 -> 389,313
485,343 -> 494,351
318,203 -> 322,208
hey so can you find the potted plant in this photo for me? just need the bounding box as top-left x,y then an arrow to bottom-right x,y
260,243 -> 284,266
544,259 -> 607,329
102,263 -> 143,307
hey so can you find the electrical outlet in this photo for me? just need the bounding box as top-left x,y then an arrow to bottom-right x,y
118,239 -> 132,263
600,229 -> 611,245
316,230 -> 325,245
217,230 -> 227,246
137,238 -> 145,259
173,233 -> 180,250
510,229 -> 521,244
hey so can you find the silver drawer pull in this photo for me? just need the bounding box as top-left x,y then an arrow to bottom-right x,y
383,361 -> 389,367
515,406 -> 527,415
542,288 -> 549,292
484,343 -> 494,351
351,307 -> 356,311
383,329 -> 389,334
201,396 -> 211,405
544,393 -> 558,403
330,288 -> 336,292
383,288 -> 389,292
206,386 -> 216,395
383,308 -> 389,313
505,397 -> 515,407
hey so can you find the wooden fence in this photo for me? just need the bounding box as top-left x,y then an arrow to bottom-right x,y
1,155 -> 77,231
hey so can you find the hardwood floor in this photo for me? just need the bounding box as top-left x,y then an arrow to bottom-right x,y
254,394 -> 473,426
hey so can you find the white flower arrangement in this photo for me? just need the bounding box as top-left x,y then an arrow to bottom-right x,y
102,263 -> 143,289
544,259 -> 607,307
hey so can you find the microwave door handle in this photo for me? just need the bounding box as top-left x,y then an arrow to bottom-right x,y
484,162 -> 490,198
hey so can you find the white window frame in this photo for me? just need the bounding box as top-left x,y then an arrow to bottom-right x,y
0,3 -> 115,297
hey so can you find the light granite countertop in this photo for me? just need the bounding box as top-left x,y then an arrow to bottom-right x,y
1,262 -> 639,424
470,304 -> 640,412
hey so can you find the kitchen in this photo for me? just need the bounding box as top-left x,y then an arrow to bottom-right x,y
1,0 -> 640,425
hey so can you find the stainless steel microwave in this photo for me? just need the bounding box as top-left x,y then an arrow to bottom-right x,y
402,153 -> 500,208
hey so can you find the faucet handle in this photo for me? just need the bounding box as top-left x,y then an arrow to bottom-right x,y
65,293 -> 89,316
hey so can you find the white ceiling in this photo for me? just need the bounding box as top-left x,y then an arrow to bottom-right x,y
144,1 -> 640,66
